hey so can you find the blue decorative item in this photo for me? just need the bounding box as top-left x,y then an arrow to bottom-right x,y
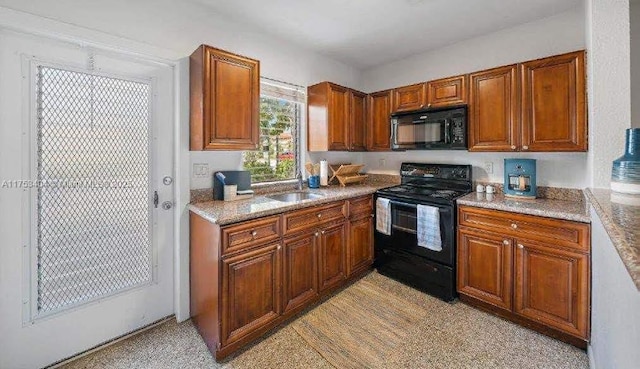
308,175 -> 320,189
611,128 -> 640,194
504,159 -> 537,199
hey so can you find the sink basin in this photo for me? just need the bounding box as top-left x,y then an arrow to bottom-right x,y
266,191 -> 325,202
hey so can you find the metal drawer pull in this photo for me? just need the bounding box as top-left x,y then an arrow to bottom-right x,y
251,230 -> 257,238
503,240 -> 510,245
511,223 -> 518,229
317,213 -> 322,218
511,145 -> 517,150
518,244 -> 524,249
315,231 -> 320,237
321,230 -> 326,235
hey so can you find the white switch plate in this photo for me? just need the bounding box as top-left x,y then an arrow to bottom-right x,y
193,163 -> 210,178
483,161 -> 494,174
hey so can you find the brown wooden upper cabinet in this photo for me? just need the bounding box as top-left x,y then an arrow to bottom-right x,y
468,50 -> 587,152
392,83 -> 427,112
520,51 -> 587,152
367,90 -> 393,151
307,82 -> 366,151
349,90 -> 367,151
468,65 -> 519,152
190,45 -> 260,151
427,74 -> 468,108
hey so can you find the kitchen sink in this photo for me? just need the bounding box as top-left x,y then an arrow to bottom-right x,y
266,191 -> 325,202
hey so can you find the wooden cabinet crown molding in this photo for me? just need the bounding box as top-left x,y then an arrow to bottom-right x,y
190,44 -> 260,151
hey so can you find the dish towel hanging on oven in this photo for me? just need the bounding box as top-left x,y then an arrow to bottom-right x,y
376,197 -> 391,235
417,204 -> 442,251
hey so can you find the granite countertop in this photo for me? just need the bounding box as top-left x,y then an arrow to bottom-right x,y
188,183 -> 394,225
456,192 -> 591,223
585,188 -> 640,290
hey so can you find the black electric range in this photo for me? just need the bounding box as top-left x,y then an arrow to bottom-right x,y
374,163 -> 473,302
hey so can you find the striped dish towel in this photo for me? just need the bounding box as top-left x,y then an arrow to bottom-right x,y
417,204 -> 442,252
376,198 -> 391,235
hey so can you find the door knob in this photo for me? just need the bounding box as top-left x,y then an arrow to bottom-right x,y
161,201 -> 173,210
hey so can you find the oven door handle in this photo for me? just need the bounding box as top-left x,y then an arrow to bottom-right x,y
389,200 -> 452,213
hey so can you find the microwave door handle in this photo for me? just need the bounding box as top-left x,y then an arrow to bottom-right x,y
444,119 -> 451,144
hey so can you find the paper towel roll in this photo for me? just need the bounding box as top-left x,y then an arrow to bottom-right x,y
320,160 -> 328,186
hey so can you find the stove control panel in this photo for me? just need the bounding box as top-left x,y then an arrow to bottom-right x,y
400,163 -> 472,181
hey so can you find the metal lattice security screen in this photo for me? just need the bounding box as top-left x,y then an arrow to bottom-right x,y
35,66 -> 153,315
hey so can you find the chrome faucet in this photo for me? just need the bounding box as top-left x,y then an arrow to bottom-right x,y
296,171 -> 303,190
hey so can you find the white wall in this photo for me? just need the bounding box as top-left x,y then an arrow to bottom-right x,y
586,0 -> 631,188
588,207 -> 640,369
632,0 -> 640,129
359,6 -> 588,188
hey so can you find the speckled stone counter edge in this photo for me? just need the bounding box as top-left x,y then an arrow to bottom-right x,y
188,183 -> 395,225
584,188 -> 640,291
457,194 -> 591,223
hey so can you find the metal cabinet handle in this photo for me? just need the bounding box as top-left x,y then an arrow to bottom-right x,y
321,230 -> 326,234
251,230 -> 257,237
370,214 -> 375,218
314,231 -> 320,237
277,245 -> 281,250
503,240 -> 510,245
522,145 -> 529,150
511,223 -> 518,229
317,213 -> 322,218
518,244 -> 524,249
510,145 -> 517,150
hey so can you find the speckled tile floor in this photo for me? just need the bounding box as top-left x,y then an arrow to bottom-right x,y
58,272 -> 589,369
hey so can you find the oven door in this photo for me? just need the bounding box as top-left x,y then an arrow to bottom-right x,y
374,198 -> 455,266
392,113 -> 450,150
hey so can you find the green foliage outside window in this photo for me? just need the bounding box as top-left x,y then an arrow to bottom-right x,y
243,96 -> 299,183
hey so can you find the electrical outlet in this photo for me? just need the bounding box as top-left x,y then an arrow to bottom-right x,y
193,163 -> 209,178
483,161 -> 494,174
379,158 -> 386,168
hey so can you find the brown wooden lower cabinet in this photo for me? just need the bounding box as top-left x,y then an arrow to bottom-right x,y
190,195 -> 374,360
457,206 -> 591,347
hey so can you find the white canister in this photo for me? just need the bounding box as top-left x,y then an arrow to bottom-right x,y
223,185 -> 237,201
320,159 -> 328,186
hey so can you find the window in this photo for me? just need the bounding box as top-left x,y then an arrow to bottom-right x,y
242,79 -> 304,183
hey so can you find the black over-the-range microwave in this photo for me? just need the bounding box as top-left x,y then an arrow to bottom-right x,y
391,105 -> 467,150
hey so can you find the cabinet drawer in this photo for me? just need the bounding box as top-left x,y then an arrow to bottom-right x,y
349,195 -> 373,218
458,206 -> 589,252
222,216 -> 281,255
283,201 -> 346,235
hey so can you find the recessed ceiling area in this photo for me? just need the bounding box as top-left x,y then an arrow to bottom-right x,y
192,0 -> 582,68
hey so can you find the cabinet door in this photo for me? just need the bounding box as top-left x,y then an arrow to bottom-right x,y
319,222 -> 347,292
366,90 -> 392,151
327,84 -> 350,151
514,240 -> 590,339
282,232 -> 319,315
520,51 -> 587,152
349,90 -> 367,151
468,65 -> 518,152
221,243 -> 281,346
426,75 -> 468,108
347,215 -> 374,276
193,45 -> 260,150
392,83 -> 427,112
458,228 -> 513,311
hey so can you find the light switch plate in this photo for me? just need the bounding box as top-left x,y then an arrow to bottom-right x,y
193,163 -> 210,178
483,161 -> 494,174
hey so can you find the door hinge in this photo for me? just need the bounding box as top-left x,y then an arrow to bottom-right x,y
154,191 -> 159,208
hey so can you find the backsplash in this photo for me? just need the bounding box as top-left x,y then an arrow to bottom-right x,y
475,181 -> 585,202
189,173 -> 401,203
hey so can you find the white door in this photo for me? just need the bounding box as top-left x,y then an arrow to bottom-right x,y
0,30 -> 175,369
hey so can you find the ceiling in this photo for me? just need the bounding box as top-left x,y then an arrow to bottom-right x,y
192,0 -> 582,68
0,0 -> 582,69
